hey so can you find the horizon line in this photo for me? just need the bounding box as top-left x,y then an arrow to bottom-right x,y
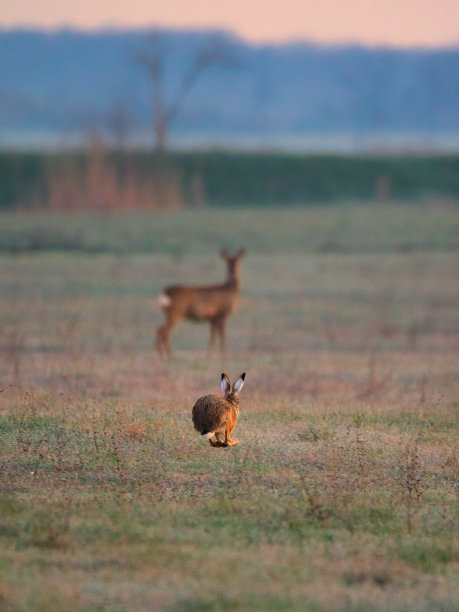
2,23 -> 459,51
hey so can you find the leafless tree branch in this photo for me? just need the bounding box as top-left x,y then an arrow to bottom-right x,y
135,32 -> 235,151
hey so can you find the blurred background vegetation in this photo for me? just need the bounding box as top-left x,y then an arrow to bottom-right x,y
1,150 -> 459,212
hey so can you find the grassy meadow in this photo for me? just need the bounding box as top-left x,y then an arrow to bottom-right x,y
0,203 -> 458,611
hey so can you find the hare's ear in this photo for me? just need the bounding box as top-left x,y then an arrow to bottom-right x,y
232,372 -> 246,393
221,373 -> 231,396
220,248 -> 229,260
237,248 -> 246,258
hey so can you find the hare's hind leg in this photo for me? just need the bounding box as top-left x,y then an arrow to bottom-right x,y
215,432 -> 225,444
209,433 -> 225,448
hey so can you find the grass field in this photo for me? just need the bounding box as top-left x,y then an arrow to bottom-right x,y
1,203 -> 458,611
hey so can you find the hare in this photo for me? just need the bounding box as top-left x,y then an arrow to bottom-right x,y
192,372 -> 246,447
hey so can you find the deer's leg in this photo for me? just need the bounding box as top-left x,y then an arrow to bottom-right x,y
157,313 -> 178,358
156,325 -> 166,357
161,324 -> 174,357
157,324 -> 173,357
207,320 -> 219,357
217,318 -> 227,355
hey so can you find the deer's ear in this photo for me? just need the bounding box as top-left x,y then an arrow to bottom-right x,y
232,372 -> 246,393
221,373 -> 231,396
220,248 -> 229,259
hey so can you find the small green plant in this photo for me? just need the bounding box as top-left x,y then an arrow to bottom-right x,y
398,438 -> 426,534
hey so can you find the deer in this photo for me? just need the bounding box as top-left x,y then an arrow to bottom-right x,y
156,249 -> 245,357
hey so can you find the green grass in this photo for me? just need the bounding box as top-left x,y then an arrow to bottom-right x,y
0,204 -> 458,610
1,203 -> 459,254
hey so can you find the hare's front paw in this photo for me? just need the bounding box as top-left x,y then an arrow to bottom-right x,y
228,438 -> 238,446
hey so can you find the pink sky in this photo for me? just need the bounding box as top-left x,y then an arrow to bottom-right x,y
1,0 -> 458,47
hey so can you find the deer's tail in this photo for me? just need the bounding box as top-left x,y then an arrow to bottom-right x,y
158,292 -> 172,308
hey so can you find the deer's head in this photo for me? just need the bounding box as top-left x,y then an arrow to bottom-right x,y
220,248 -> 245,281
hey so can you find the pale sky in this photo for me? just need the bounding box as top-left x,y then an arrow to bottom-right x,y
1,0 -> 458,47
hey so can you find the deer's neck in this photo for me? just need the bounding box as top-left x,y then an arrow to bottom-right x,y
225,274 -> 240,292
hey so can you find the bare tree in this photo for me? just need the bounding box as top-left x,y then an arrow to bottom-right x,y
135,31 -> 233,151
107,103 -> 131,152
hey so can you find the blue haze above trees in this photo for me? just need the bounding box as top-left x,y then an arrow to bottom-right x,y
1,28 -> 458,150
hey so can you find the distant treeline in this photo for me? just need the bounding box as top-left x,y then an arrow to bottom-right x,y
2,29 -> 459,143
1,151 -> 459,210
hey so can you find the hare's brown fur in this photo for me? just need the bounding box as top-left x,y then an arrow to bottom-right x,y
192,373 -> 245,447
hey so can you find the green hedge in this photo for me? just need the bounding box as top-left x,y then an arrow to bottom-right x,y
1,151 -> 458,209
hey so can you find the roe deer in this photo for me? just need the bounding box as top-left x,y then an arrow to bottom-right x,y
192,372 -> 246,447
156,249 -> 245,357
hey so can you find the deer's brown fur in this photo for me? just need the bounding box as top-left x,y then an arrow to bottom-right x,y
192,373 -> 246,447
156,249 -> 245,357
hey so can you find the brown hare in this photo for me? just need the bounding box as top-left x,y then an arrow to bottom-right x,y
192,372 -> 246,447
